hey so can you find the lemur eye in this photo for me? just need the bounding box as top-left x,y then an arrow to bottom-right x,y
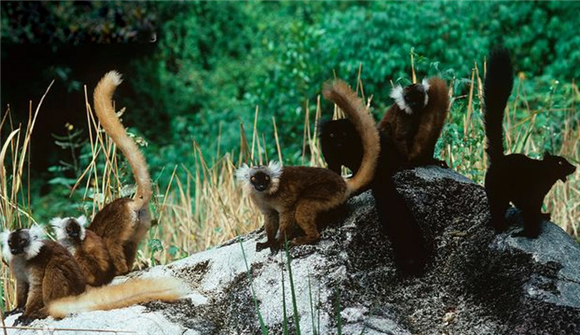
330,133 -> 334,138
558,161 -> 563,165
265,176 -> 270,181
251,176 -> 256,181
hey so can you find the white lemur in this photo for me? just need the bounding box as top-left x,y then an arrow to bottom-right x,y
87,71 -> 153,275
1,226 -> 186,323
51,216 -> 115,286
483,48 -> 576,238
237,79 -> 380,252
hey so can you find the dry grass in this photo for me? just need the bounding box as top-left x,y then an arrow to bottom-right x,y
0,64 -> 579,312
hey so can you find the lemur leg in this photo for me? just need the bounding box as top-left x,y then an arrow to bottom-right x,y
518,205 -> 542,238
256,211 -> 279,252
276,211 -> 297,248
291,200 -> 322,246
487,191 -> 510,233
106,239 -> 129,275
21,284 -> 45,320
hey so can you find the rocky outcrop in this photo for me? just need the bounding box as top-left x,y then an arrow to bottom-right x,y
5,167 -> 580,334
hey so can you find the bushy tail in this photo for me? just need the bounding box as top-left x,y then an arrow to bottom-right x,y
484,48 -> 513,162
48,278 -> 188,319
93,71 -> 152,210
323,80 -> 380,198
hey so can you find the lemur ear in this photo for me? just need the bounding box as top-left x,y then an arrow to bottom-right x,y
77,215 -> 89,227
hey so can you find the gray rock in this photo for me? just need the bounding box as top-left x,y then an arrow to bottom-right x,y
4,167 -> 580,335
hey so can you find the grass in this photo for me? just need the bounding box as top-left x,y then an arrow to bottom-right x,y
0,58 -> 579,315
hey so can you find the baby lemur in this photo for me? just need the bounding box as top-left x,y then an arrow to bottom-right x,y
237,79 -> 380,252
1,226 -> 186,322
483,48 -> 576,238
51,216 -> 115,286
88,71 -> 153,275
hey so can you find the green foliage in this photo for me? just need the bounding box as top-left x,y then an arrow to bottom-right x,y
1,2 -> 156,44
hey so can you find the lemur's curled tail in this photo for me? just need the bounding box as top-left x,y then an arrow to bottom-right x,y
484,48 -> 514,162
93,72 -> 152,210
323,80 -> 380,198
48,278 -> 187,319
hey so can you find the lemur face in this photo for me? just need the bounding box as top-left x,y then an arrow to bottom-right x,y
236,161 -> 282,195
320,119 -> 358,150
403,84 -> 427,113
7,229 -> 31,255
544,153 -> 576,182
65,219 -> 82,239
250,170 -> 272,192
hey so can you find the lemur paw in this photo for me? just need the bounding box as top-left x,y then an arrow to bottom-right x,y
5,307 -> 23,317
14,315 -> 36,326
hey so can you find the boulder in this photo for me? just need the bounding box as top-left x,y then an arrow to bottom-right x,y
5,167 -> 580,334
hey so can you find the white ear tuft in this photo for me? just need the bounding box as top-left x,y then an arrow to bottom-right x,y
29,225 -> 46,241
267,161 -> 282,178
390,85 -> 413,115
421,78 -> 430,92
235,163 -> 251,181
1,230 -> 12,263
50,217 -> 65,228
77,215 -> 88,227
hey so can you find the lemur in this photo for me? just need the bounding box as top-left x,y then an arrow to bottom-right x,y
483,48 -> 576,238
318,78 -> 449,274
236,79 -> 380,252
87,71 -> 153,275
51,216 -> 115,286
320,77 -> 449,176
1,227 -> 186,323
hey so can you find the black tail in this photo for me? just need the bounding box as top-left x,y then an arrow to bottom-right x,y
484,48 -> 514,162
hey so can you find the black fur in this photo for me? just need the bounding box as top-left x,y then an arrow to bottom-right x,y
319,120 -> 428,275
484,48 -> 576,238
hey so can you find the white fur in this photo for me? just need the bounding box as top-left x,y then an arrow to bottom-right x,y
267,161 -> 282,180
422,78 -> 430,106
390,85 -> 413,115
1,231 -> 12,263
104,70 -> 123,86
25,225 -> 45,260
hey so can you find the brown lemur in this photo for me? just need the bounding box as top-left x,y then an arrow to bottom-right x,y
320,77 -> 450,176
1,226 -> 186,323
483,47 -> 576,238
237,79 -> 380,252
51,216 -> 115,287
319,79 -> 448,275
87,71 -> 153,275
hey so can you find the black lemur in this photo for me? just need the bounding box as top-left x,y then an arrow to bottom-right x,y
484,48 -> 576,238
319,88 -> 434,275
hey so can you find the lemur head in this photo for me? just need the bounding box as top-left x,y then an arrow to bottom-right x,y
236,161 -> 282,195
543,152 -> 576,182
50,216 -> 88,242
390,78 -> 430,115
319,119 -> 361,150
1,225 -> 45,262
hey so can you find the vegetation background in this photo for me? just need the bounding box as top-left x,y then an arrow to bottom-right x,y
1,1 -> 579,308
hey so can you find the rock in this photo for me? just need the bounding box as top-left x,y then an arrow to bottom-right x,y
5,167 -> 580,334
